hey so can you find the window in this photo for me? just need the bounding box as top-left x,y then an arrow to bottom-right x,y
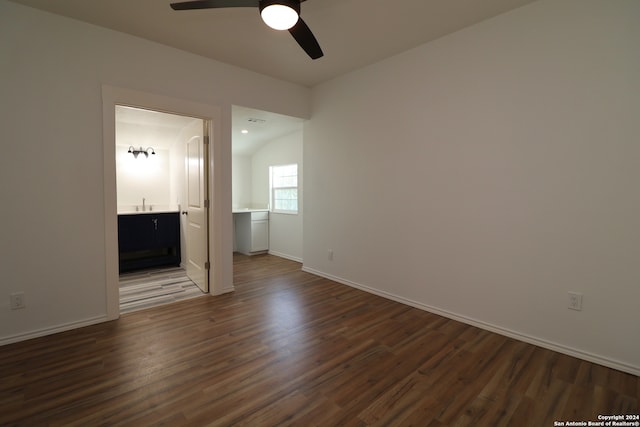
270,164 -> 298,214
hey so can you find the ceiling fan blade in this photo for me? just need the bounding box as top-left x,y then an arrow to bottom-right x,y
288,17 -> 323,60
170,0 -> 259,10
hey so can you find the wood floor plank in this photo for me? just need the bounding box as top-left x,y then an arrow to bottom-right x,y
119,266 -> 205,313
0,253 -> 637,426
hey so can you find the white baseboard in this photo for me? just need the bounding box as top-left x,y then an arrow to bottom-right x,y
0,315 -> 109,347
268,250 -> 303,263
301,266 -> 640,377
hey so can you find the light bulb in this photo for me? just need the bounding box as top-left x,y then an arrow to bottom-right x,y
261,4 -> 299,30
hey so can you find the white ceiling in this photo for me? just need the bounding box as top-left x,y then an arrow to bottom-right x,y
115,106 -> 200,150
116,105 -> 302,156
9,0 -> 537,87
232,105 -> 303,156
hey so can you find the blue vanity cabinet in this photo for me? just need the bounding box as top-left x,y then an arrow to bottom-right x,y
118,212 -> 181,272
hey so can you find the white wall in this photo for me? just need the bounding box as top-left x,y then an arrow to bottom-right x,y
0,1 -> 309,343
303,0 -> 640,374
232,155 -> 253,210
169,126 -> 189,212
116,146 -> 171,208
252,130 -> 304,261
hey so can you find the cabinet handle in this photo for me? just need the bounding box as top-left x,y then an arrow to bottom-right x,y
152,218 -> 158,230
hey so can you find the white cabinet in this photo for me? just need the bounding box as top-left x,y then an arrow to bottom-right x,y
234,211 -> 269,255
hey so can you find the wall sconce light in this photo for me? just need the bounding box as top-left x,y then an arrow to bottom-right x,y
128,146 -> 156,158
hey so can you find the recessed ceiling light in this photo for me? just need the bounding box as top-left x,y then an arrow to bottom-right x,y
241,129 -> 249,134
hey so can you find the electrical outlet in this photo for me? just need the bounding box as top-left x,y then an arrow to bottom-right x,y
10,292 -> 25,310
328,249 -> 334,261
568,292 -> 583,311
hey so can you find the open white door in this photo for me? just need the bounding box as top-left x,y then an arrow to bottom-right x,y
184,127 -> 209,292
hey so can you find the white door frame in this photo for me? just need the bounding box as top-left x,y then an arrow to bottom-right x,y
102,85 -> 231,320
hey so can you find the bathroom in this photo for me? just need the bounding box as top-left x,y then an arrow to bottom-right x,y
115,104 -> 304,312
115,105 -> 205,312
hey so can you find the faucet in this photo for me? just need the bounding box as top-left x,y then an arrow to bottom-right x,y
142,198 -> 146,211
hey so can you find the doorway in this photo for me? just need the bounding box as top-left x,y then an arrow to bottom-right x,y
115,106 -> 209,312
231,105 -> 304,262
102,86 -> 228,320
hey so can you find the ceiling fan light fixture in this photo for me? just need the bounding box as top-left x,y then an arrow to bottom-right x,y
171,0 -> 322,59
260,0 -> 300,31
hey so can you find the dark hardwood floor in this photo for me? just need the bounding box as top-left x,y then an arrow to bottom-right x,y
1,254 -> 638,426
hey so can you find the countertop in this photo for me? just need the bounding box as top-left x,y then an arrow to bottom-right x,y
118,205 -> 180,215
232,209 -> 269,214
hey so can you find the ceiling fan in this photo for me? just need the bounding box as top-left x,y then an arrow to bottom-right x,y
170,0 -> 324,59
